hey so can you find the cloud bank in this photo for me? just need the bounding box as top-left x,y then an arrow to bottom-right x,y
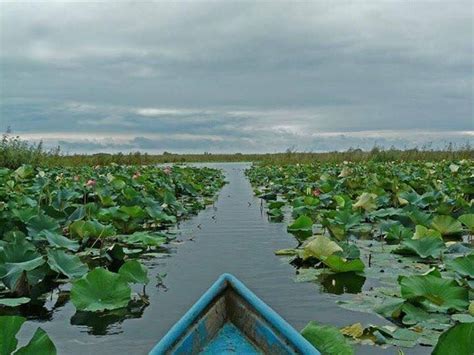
0,1 -> 472,153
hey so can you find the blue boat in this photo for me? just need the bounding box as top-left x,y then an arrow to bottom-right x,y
150,273 -> 320,354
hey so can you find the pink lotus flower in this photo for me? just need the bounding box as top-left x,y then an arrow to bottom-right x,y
132,171 -> 141,179
86,179 -> 96,187
163,166 -> 172,175
312,188 -> 321,197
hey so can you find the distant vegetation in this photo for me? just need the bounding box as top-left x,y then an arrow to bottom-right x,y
1,131 -> 472,169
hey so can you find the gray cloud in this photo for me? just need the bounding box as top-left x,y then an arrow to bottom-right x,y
0,1 -> 472,153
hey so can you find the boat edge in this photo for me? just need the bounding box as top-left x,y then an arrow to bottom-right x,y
148,273 -> 320,355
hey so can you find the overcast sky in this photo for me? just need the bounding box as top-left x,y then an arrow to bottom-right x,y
0,1 -> 472,153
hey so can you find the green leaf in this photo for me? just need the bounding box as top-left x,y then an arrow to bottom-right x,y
301,321 -> 354,355
0,316 -> 25,355
412,225 -> 442,240
14,327 -> 56,355
0,236 -> 45,291
399,274 -> 469,311
119,205 -> 146,219
322,255 -> 365,273
433,323 -> 474,355
39,230 -> 79,252
118,232 -> 167,247
26,214 -> 60,238
400,237 -> 445,258
287,215 -> 313,241
71,268 -> 131,311
445,254 -> 474,278
459,214 -> 474,233
47,250 -> 88,280
431,215 -> 464,236
69,220 -> 115,239
0,298 -> 30,307
302,235 -> 342,260
118,260 -> 149,285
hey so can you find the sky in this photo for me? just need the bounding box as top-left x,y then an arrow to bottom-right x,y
0,1 -> 473,154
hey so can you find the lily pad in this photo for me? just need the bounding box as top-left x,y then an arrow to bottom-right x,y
322,255 -> 365,273
118,232 -> 167,247
118,260 -> 149,285
431,215 -> 464,237
399,274 -> 469,311
445,254 -> 474,279
0,297 -> 30,307
400,237 -> 445,258
287,215 -> 313,241
301,321 -> 353,355
433,322 -> 474,355
39,230 -> 79,252
71,268 -> 131,311
458,214 -> 474,233
47,249 -> 88,280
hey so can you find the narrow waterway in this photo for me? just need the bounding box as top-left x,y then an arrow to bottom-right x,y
19,163 -> 427,354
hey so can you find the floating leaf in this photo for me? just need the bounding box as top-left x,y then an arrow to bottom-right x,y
322,255 -> 365,273
0,297 -> 30,307
118,232 -> 167,247
118,260 -> 149,285
301,321 -> 354,355
433,323 -> 474,355
340,323 -> 364,339
71,268 -> 131,311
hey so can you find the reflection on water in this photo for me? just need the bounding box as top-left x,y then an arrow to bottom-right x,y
71,300 -> 149,335
318,272 -> 366,295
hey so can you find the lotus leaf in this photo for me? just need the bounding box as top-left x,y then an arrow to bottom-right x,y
15,327 -> 56,355
301,321 -> 353,355
322,255 -> 365,273
71,268 -> 131,311
458,214 -> 474,233
302,235 -> 342,260
431,215 -> 464,236
400,237 -> 445,258
433,323 -> 474,355
445,254 -> 474,278
47,249 -> 88,280
118,260 -> 149,285
39,230 -> 79,252
399,274 -> 469,311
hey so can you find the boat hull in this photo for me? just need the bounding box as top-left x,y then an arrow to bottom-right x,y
149,273 -> 319,354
